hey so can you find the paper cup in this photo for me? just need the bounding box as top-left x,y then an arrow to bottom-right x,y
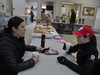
32,52 -> 41,60
32,52 -> 39,57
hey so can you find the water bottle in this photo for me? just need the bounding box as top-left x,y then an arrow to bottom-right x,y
82,19 -> 85,24
79,19 -> 81,24
41,34 -> 45,48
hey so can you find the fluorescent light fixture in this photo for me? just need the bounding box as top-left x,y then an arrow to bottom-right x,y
62,2 -> 73,5
42,5 -> 46,9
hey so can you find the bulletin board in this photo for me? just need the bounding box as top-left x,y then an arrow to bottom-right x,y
82,7 -> 95,16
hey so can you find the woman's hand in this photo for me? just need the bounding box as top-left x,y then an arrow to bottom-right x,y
32,55 -> 39,64
36,47 -> 43,52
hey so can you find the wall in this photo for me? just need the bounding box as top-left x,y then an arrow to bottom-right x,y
0,0 -> 6,13
6,0 -> 12,14
12,0 -> 25,16
94,7 -> 100,30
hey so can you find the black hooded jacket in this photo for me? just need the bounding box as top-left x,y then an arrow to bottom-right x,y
0,29 -> 37,75
66,42 -> 98,75
70,12 -> 76,23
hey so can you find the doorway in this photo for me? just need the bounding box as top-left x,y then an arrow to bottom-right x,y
93,6 -> 100,34
41,1 -> 54,18
61,2 -> 81,22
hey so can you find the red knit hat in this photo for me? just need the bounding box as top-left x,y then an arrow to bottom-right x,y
73,26 -> 94,37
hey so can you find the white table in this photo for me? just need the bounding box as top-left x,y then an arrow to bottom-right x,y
18,26 -> 79,75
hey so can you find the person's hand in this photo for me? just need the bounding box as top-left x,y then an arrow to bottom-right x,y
63,42 -> 72,52
32,55 -> 39,64
36,47 -> 43,52
57,56 -> 67,65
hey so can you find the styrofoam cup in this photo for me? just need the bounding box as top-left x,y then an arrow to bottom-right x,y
32,52 -> 39,57
32,52 -> 41,60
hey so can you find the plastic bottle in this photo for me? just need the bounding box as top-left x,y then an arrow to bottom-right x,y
82,19 -> 85,24
79,19 -> 81,24
41,34 -> 45,48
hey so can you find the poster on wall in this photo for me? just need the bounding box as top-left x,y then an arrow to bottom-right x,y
84,8 -> 88,15
0,3 -> 5,12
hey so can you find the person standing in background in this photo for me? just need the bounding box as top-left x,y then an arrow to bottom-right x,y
41,9 -> 45,16
69,9 -> 76,34
30,6 -> 34,23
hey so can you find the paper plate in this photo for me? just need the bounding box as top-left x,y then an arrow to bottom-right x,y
53,35 -> 63,39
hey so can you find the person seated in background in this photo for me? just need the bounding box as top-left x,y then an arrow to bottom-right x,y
0,16 -> 43,75
57,26 -> 100,75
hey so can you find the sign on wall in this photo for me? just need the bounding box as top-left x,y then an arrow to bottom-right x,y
0,3 -> 5,12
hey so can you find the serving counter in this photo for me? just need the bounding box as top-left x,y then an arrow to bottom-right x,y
51,21 -> 91,31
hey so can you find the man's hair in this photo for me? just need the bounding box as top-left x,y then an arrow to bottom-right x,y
31,6 -> 33,9
71,9 -> 74,12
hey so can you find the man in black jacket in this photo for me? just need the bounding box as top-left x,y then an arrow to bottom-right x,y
69,9 -> 76,34
30,6 -> 34,23
0,16 -> 43,75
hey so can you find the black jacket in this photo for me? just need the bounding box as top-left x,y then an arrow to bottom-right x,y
66,42 -> 98,75
0,29 -> 37,75
31,10 -> 34,17
70,12 -> 76,23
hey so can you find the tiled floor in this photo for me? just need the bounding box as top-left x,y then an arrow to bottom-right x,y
25,21 -> 100,59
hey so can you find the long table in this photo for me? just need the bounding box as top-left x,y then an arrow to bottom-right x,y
51,21 -> 90,26
18,25 -> 79,75
51,21 -> 90,31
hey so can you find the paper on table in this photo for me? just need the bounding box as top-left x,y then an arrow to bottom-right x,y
50,32 -> 59,36
57,39 -> 66,43
32,33 -> 52,39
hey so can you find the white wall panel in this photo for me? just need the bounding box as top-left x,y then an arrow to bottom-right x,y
13,0 -> 25,16
94,7 -> 100,30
